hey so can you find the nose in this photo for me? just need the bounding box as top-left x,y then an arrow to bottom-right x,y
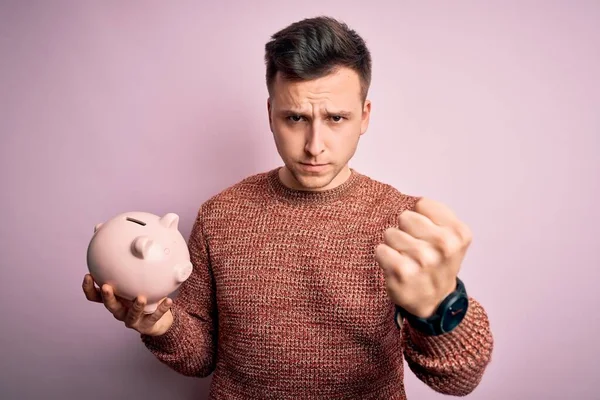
304,124 -> 325,157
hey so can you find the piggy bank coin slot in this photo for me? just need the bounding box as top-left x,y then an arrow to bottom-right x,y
126,217 -> 146,226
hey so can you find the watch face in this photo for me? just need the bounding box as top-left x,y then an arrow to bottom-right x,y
441,296 -> 468,332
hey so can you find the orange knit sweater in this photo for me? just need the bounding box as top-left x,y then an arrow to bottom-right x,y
141,168 -> 494,399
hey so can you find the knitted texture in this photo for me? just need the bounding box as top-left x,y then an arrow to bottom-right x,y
142,168 -> 494,399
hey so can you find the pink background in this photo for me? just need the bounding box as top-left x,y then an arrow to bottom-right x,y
1,1 -> 598,399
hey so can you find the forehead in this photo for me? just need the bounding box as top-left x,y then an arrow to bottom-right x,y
270,67 -> 362,108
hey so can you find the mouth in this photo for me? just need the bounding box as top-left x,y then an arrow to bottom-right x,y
298,162 -> 329,172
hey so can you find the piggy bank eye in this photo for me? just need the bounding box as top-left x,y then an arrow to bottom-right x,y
126,217 -> 146,226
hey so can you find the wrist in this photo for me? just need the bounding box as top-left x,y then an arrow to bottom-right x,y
420,284 -> 458,318
395,277 -> 468,336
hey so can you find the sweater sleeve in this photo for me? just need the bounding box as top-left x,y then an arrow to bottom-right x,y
140,213 -> 218,378
401,296 -> 494,396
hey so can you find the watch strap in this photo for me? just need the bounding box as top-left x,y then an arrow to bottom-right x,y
394,277 -> 467,336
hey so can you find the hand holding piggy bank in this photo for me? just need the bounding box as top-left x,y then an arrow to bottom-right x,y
85,211 -> 193,315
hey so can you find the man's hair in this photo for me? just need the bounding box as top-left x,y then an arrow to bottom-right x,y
264,16 -> 372,102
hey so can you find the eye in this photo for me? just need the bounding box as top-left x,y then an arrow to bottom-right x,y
287,115 -> 305,122
330,115 -> 345,123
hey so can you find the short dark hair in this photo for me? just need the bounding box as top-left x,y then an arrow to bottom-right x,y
264,16 -> 372,101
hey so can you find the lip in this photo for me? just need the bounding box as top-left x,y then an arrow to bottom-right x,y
299,162 -> 329,172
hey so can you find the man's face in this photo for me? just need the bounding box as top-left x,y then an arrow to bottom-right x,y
267,67 -> 371,191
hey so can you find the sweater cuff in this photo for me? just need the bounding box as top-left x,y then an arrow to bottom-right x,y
404,297 -> 492,359
141,306 -> 185,354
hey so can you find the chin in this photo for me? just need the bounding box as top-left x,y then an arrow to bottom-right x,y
297,176 -> 331,190
291,168 -> 339,191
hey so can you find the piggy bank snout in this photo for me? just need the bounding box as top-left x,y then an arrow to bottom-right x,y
175,261 -> 193,283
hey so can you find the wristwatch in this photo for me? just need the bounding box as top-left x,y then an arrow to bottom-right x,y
394,277 -> 469,336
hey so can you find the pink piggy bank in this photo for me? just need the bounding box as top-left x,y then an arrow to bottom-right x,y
86,211 -> 193,314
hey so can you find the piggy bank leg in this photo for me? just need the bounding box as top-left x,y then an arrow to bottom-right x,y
143,302 -> 159,314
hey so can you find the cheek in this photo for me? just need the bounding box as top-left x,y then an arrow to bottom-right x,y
274,124 -> 301,143
332,126 -> 360,150
272,126 -> 298,155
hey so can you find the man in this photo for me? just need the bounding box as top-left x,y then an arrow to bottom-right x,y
83,16 -> 493,399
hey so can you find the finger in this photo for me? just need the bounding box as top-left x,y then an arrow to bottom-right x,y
398,210 -> 446,246
143,297 -> 173,326
101,284 -> 126,317
384,227 -> 423,253
414,197 -> 459,227
124,296 -> 146,328
414,197 -> 473,247
383,268 -> 404,303
383,228 -> 441,268
82,274 -> 102,303
375,243 -> 419,281
115,295 -> 134,309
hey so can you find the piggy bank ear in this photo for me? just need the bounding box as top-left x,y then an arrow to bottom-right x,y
160,213 -> 179,229
131,236 -> 154,259
94,223 -> 103,233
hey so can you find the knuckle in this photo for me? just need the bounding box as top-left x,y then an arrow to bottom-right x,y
437,238 -> 451,256
400,265 -> 418,280
398,210 -> 414,226
435,230 -> 457,257
417,246 -> 440,268
458,224 -> 473,245
374,244 -> 387,260
430,250 -> 442,267
398,210 -> 411,221
382,228 -> 396,245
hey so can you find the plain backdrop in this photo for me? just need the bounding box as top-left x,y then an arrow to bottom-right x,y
1,1 -> 598,399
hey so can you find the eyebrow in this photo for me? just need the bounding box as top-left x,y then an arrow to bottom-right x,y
277,109 -> 354,118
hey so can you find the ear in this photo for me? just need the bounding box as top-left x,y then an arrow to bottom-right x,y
159,213 -> 179,229
94,223 -> 103,233
132,236 -> 154,259
360,99 -> 371,136
267,97 -> 273,132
